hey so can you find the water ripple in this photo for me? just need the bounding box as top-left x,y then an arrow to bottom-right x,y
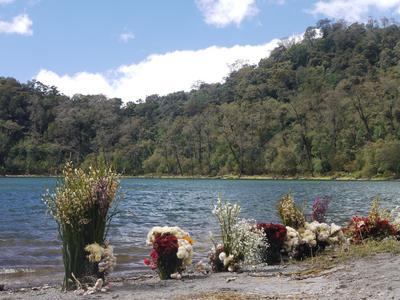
1,178 -> 400,281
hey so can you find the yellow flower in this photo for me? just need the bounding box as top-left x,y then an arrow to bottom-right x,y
183,235 -> 194,245
85,243 -> 104,263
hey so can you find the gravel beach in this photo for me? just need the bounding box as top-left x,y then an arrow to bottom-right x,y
1,253 -> 399,300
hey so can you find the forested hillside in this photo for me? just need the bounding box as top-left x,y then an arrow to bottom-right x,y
2,19 -> 400,177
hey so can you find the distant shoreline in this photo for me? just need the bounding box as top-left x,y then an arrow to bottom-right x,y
0,174 -> 398,181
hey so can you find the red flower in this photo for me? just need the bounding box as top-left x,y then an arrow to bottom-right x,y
153,233 -> 179,257
144,233 -> 180,272
150,249 -> 158,260
347,215 -> 398,243
257,223 -> 287,249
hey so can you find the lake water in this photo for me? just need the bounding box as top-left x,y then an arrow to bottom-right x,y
1,178 -> 400,284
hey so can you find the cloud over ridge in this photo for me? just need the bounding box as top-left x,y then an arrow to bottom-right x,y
36,38 -> 285,103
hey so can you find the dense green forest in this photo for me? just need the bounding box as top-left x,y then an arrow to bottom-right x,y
2,19 -> 400,178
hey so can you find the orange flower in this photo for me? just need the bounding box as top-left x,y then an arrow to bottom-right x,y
183,235 -> 194,245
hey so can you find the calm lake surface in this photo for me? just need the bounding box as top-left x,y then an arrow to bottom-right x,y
1,178 -> 400,283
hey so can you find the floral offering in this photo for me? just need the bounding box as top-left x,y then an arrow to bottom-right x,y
284,221 -> 345,260
312,197 -> 330,223
85,242 -> 117,279
347,198 -> 398,243
209,198 -> 265,272
43,162 -> 120,289
347,216 -> 397,243
277,194 -> 306,229
144,226 -> 194,279
209,244 -> 235,272
257,223 -> 287,264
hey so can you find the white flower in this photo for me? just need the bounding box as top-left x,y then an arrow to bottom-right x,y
300,229 -> 317,247
229,219 -> 265,265
305,221 -> 320,232
223,254 -> 234,267
317,228 -> 330,242
284,226 -> 300,252
146,226 -> 190,245
219,252 -> 227,262
330,223 -> 342,235
177,238 -> 193,267
212,198 -> 266,268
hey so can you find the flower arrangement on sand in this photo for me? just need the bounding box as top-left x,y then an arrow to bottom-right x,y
275,193 -> 345,260
144,226 -> 194,279
346,198 -> 398,243
277,193 -> 306,229
284,221 -> 345,259
85,242 -> 117,277
209,197 -> 266,272
43,161 -> 120,290
312,197 -> 330,223
257,223 -> 287,264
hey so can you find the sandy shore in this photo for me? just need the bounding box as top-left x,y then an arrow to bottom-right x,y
1,253 -> 399,300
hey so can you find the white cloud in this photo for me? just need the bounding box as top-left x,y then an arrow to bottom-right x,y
0,14 -> 33,35
35,71 -> 114,97
0,0 -> 15,5
36,38 -> 289,103
310,0 -> 400,21
195,0 -> 259,27
119,32 -> 135,43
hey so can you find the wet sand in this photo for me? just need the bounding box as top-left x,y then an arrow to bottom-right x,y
1,253 -> 399,299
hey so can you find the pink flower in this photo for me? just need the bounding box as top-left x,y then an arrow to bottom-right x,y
144,258 -> 150,265
150,249 -> 158,261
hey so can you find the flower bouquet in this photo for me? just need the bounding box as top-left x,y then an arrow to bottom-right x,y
85,242 -> 117,280
284,221 -> 345,260
209,198 -> 265,272
277,194 -> 306,229
347,216 -> 397,243
257,223 -> 287,264
144,226 -> 193,279
43,162 -> 120,289
347,198 -> 397,243
312,197 -> 330,223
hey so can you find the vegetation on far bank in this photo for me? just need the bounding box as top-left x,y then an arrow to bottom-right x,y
2,173 -> 398,181
2,19 -> 400,178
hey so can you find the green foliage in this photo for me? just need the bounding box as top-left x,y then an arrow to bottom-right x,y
1,20 -> 400,177
43,162 -> 120,289
358,140 -> 400,177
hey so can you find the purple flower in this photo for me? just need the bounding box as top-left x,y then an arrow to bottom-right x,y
312,197 -> 330,223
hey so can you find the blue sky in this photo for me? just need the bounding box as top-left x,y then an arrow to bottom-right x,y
1,0 -> 400,102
